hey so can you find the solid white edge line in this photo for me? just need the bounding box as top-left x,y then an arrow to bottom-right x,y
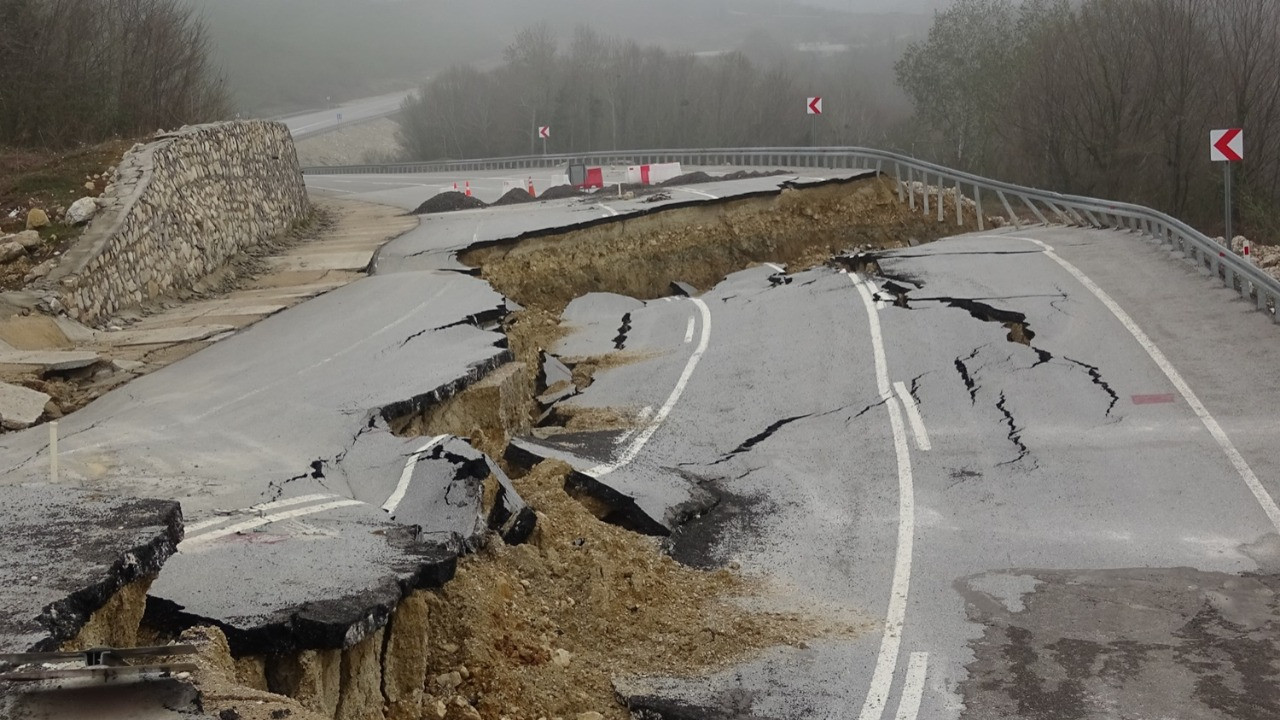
382,435 -> 448,514
597,203 -> 620,217
852,276 -> 918,720
183,499 -> 365,548
893,382 -> 932,451
893,652 -> 929,720
185,493 -> 337,535
765,262 -> 786,273
998,234 -> 1280,533
684,316 -> 696,343
587,298 -> 711,477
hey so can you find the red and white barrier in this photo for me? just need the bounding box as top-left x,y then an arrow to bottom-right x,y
580,167 -> 604,189
626,162 -> 682,185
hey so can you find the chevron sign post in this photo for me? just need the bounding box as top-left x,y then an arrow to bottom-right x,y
1212,128 -> 1244,246
807,96 -> 822,146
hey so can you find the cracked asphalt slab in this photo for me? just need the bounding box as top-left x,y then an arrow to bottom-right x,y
539,233 -> 1280,718
0,171 -> 851,656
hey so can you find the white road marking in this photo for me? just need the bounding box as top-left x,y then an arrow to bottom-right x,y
684,316 -> 696,343
765,262 -> 786,273
862,278 -> 887,310
383,435 -> 448,514
586,299 -> 712,477
597,203 -> 619,217
1002,234 -> 1280,534
185,493 -> 337,534
671,187 -> 719,200
893,382 -> 931,451
893,652 -> 929,720
851,275 -> 918,720
617,406 -> 654,444
183,499 -> 365,548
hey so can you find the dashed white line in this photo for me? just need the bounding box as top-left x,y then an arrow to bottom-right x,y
851,275 -> 918,720
893,382 -> 931,451
184,499 -> 365,548
586,298 -> 711,477
184,493 -> 337,534
383,435 -> 448,514
893,652 -> 929,720
684,316 -> 696,343
1002,234 -> 1280,534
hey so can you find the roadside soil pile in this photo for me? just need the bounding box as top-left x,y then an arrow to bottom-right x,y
419,459 -> 848,720
413,191 -> 488,214
535,185 -> 586,201
661,169 -> 788,187
493,188 -> 535,206
462,175 -> 974,315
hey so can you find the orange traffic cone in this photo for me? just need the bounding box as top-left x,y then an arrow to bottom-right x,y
465,181 -> 472,198
452,182 -> 458,192
526,177 -> 536,198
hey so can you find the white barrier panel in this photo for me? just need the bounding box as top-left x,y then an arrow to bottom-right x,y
625,163 -> 682,185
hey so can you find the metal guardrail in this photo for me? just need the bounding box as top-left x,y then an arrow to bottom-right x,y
303,147 -> 1280,321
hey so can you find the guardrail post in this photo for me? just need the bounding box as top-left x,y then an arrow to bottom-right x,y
975,186 -> 985,231
923,174 -> 931,215
998,191 -> 1021,229
937,181 -> 945,223
1021,195 -> 1050,225
895,163 -> 904,203
955,179 -> 964,226
908,168 -> 916,211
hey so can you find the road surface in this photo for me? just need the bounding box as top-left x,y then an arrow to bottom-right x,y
2,159 -> 1277,719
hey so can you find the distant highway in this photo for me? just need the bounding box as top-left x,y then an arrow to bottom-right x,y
280,90 -> 412,140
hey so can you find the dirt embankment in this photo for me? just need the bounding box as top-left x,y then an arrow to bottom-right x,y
462,176 -> 973,315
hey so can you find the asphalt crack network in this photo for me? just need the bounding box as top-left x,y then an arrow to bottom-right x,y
954,348 -> 982,404
994,391 -> 1035,468
264,458 -> 330,501
613,312 -> 632,350
1065,357 -> 1120,417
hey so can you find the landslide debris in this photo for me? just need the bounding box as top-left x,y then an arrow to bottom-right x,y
535,184 -> 587,201
419,460 -> 849,720
413,191 -> 487,214
462,176 -> 973,315
662,169 -> 788,186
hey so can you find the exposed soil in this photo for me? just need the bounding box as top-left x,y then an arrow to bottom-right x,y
535,184 -> 586,201
462,176 -> 975,315
0,139 -> 135,290
419,460 -> 854,720
413,191 -> 488,214
661,169 -> 788,187
492,188 -> 535,206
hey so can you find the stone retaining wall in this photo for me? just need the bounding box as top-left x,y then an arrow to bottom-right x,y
45,121 -> 309,325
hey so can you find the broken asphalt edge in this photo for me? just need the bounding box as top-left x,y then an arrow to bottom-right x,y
459,172 -> 878,258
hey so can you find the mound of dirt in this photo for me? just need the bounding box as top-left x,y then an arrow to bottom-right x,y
660,169 -> 789,187
660,171 -> 714,186
413,191 -> 488,214
535,184 -> 585,201
493,188 -> 535,206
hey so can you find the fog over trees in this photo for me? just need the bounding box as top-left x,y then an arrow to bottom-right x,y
0,0 -> 229,147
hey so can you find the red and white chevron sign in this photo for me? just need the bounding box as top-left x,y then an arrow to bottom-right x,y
538,126 -> 551,139
1211,128 -> 1243,162
807,96 -> 822,115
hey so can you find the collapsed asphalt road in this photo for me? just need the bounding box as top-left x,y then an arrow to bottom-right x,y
514,230 -> 1280,718
4,159 -> 1279,720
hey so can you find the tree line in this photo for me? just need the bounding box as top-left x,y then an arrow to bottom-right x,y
397,25 -> 909,163
0,0 -> 229,148
897,0 -> 1280,237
